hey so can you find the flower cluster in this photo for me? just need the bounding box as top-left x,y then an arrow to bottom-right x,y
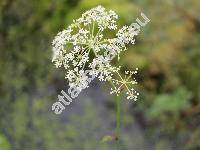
109,68 -> 139,101
52,5 -> 140,100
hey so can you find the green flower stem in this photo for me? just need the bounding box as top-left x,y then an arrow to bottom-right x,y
116,95 -> 121,150
108,80 -> 121,150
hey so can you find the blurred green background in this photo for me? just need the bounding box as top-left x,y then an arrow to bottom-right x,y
0,0 -> 200,149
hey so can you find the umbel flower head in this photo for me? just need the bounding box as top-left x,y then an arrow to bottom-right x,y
52,5 -> 139,100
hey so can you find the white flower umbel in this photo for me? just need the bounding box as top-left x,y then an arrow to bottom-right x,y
109,68 -> 139,101
52,5 -> 144,100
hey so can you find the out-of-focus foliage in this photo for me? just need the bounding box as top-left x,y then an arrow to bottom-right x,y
0,134 -> 10,150
0,0 -> 199,149
147,88 -> 191,118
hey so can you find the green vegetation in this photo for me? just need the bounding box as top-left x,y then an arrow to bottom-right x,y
0,0 -> 199,149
